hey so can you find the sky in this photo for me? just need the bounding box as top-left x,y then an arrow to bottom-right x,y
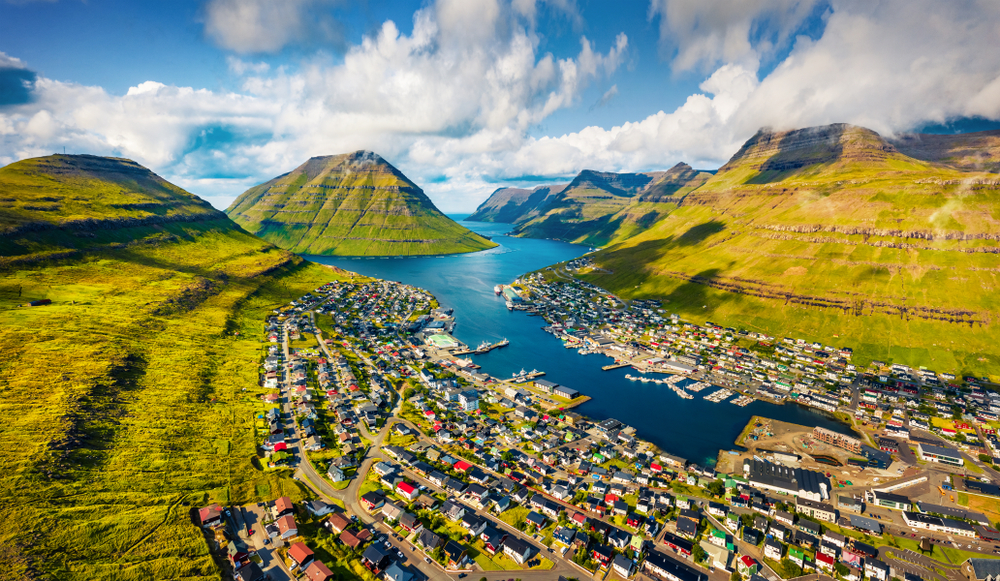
2,0 -> 1000,212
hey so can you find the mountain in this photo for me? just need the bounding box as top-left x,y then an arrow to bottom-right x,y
468,163 -> 712,246
466,183 -> 566,223
0,154 -> 324,579
574,123 -> 1000,374
890,129 -> 1000,173
226,151 -> 496,256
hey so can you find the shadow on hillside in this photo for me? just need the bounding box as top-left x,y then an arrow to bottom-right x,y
675,220 -> 725,246
745,124 -> 846,184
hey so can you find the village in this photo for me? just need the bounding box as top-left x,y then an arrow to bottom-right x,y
193,274 -> 1000,581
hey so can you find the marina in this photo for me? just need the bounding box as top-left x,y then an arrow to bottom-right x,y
704,388 -> 733,402
308,217 -> 859,467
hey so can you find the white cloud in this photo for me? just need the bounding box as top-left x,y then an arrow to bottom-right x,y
3,0 -> 1000,214
203,0 -> 342,53
648,0 -> 820,71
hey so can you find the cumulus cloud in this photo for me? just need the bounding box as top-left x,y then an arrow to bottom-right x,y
203,0 -> 344,53
3,0 -> 1000,213
648,0 -> 821,71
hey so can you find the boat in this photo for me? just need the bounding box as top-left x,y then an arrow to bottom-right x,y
494,284 -> 502,295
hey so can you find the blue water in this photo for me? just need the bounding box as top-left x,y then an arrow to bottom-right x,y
305,217 -> 854,467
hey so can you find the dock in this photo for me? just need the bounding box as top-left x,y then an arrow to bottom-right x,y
473,338 -> 510,354
602,362 -> 631,371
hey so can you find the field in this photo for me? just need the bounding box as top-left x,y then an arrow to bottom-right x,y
0,222 -> 349,580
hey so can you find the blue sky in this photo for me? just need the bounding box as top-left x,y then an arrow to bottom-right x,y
2,0 -> 1000,211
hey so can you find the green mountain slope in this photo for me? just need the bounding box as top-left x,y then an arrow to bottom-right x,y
0,154 -> 332,580
226,151 -> 496,256
574,123 -> 1000,375
509,163 -> 712,246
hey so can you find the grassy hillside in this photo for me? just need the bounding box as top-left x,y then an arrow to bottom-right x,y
576,124 -> 1000,376
511,163 -> 712,246
226,151 -> 496,256
0,155 -> 344,580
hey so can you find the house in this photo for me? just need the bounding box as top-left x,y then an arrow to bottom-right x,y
227,539 -> 252,570
327,465 -> 346,482
503,536 -> 535,565
764,540 -> 783,560
325,513 -> 351,534
235,562 -> 266,581
198,504 -> 224,528
304,561 -> 334,581
360,491 -> 386,511
383,562 -> 415,581
613,553 -> 635,578
738,555 -> 760,577
526,511 -> 547,529
963,558 -> 1000,581
396,481 -> 419,501
461,513 -> 487,537
796,498 -> 837,522
676,518 -> 699,539
418,529 -> 444,552
443,539 -> 468,568
362,544 -> 393,574
865,558 -> 889,581
742,527 -> 762,545
400,512 -> 423,534
287,542 -> 315,570
276,515 -> 298,539
700,540 -> 732,570
661,531 -> 694,557
592,544 -> 613,569
304,500 -> 336,517
339,529 -> 363,549
816,552 -> 835,572
442,500 -> 466,521
644,550 -> 707,581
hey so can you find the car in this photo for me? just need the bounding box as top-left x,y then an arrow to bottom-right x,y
397,551 -> 404,559
410,546 -> 416,552
385,541 -> 392,549
424,557 -> 431,563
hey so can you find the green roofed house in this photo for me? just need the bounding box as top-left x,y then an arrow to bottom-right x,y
726,512 -> 740,532
789,547 -> 805,567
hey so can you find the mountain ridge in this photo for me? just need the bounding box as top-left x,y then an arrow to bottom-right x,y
227,151 -> 496,256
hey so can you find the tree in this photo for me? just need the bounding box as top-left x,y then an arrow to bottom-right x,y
835,563 -> 850,577
781,559 -> 803,579
731,572 -> 742,581
692,543 -> 707,563
979,453 -> 993,464
706,479 -> 725,497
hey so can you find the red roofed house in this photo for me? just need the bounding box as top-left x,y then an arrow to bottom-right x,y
816,552 -> 835,571
276,514 -> 298,539
287,542 -> 314,570
397,481 -> 419,501
198,504 -> 224,528
650,463 -> 662,473
325,513 -> 351,534
304,561 -> 334,581
454,460 -> 472,472
274,497 -> 294,517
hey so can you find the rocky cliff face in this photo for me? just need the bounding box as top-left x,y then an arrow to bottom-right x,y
890,129 -> 1000,173
467,183 -> 566,223
226,151 -> 496,256
718,124 -> 900,174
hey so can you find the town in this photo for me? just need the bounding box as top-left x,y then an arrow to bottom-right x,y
194,274 -> 1000,581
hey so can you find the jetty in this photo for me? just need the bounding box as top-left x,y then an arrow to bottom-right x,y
473,338 -> 509,354
602,361 -> 631,371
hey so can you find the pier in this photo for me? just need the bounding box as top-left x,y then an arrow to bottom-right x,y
601,362 -> 631,371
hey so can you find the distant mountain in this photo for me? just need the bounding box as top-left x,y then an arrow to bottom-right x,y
478,163 -> 712,246
467,183 -> 566,223
577,123 -> 1000,374
226,151 -> 496,256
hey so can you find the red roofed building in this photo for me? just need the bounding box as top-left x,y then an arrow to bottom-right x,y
397,481 -> 419,501
304,561 -> 334,581
650,463 -> 662,472
198,504 -> 224,528
454,460 -> 472,472
287,542 -> 314,570
816,552 -> 835,571
276,515 -> 298,539
274,496 -> 294,517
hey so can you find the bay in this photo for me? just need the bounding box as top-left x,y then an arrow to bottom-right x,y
305,216 -> 855,467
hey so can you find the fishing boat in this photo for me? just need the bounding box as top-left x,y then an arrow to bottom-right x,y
494,284 -> 503,295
